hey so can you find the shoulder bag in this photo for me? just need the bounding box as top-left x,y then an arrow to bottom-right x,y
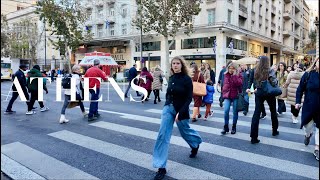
193,73 -> 207,96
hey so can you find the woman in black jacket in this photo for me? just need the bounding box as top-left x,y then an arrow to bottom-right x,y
152,56 -> 202,180
295,58 -> 319,161
249,56 -> 279,144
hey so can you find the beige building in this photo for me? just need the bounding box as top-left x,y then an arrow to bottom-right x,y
80,0 -> 311,76
5,6 -> 62,71
1,0 -> 36,15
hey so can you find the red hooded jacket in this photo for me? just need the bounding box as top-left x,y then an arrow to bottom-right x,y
222,72 -> 243,99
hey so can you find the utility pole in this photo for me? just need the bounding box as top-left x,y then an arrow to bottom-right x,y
44,17 -> 47,71
140,0 -> 143,68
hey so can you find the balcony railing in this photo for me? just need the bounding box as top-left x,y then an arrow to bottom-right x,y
206,0 -> 216,3
239,3 -> 247,13
271,22 -> 276,28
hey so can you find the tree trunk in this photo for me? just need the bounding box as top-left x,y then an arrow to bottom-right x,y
64,39 -> 72,73
163,36 -> 170,79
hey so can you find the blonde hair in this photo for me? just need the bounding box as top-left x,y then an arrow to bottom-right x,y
72,65 -> 81,73
170,56 -> 191,77
306,57 -> 319,73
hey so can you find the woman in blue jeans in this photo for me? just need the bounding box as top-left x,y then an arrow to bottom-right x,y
221,62 -> 243,134
153,56 -> 202,180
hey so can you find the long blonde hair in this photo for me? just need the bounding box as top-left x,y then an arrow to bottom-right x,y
306,57 -> 319,73
170,56 -> 191,77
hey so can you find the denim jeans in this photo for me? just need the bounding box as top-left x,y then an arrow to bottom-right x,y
250,94 -> 278,139
89,88 -> 100,118
224,98 -> 239,125
153,104 -> 202,168
61,94 -> 85,114
243,93 -> 249,113
124,81 -> 140,97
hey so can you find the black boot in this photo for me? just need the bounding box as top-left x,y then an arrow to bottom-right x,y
189,145 -> 199,158
231,124 -> 236,134
154,100 -> 157,104
154,168 -> 166,180
272,130 -> 279,136
221,125 -> 229,135
251,138 -> 260,144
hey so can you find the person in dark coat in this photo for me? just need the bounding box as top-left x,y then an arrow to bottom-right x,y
139,67 -> 153,102
5,64 -> 29,114
51,69 -> 56,82
153,56 -> 202,180
240,63 -> 250,116
218,61 -> 232,107
249,56 -> 279,144
191,63 -> 205,122
221,62 -> 243,135
247,66 -> 267,119
125,64 -> 141,98
295,58 -> 319,161
26,65 -> 49,115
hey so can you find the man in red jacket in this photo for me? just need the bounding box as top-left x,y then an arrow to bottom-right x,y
84,59 -> 107,121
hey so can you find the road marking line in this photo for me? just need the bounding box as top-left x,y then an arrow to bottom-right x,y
1,142 -> 99,180
89,121 -> 318,179
49,130 -> 229,180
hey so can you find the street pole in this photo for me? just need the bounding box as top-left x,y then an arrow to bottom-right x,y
148,52 -> 151,70
140,0 -> 143,68
44,17 -> 47,71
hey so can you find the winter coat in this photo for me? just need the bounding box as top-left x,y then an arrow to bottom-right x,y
276,70 -> 288,99
128,66 -> 138,81
210,70 -> 216,84
152,70 -> 163,90
64,74 -> 83,96
203,69 -> 211,83
165,72 -> 193,120
139,71 -> 153,90
222,72 -> 243,99
203,85 -> 215,104
241,69 -> 250,93
296,70 -> 320,129
284,69 -> 304,106
27,68 -> 47,92
12,69 -> 28,92
192,71 -> 205,107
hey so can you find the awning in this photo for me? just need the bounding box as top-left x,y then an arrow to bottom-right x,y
79,56 -> 118,66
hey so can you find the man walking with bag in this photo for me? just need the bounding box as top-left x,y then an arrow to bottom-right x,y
125,64 -> 141,98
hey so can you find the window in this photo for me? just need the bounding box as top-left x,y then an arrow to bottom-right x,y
259,4 -> 262,15
97,6 -> 103,17
181,37 -> 216,49
228,10 -> 232,23
208,9 -> 215,25
226,37 -> 247,51
168,40 -> 176,50
110,24 -> 114,36
121,24 -> 127,35
97,24 -> 103,37
121,8 -> 127,17
135,41 -> 161,51
110,8 -> 115,16
87,9 -> 92,20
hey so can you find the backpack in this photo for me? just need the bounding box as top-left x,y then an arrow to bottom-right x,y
62,74 -> 72,89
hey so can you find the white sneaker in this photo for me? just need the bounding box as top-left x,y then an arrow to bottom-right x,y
26,111 -> 36,115
210,111 -> 214,116
59,115 -> 69,124
40,107 -> 49,112
82,111 -> 89,117
292,115 -> 298,124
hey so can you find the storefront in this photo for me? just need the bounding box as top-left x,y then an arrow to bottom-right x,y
182,54 -> 216,71
134,56 -> 161,71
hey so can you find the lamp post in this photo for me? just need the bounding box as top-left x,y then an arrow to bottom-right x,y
147,52 -> 152,70
52,55 -> 56,69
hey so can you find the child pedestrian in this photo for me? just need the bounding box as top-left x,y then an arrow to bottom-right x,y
203,80 -> 215,120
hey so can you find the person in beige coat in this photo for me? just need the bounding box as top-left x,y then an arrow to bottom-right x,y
152,66 -> 164,104
203,63 -> 211,83
283,63 -> 304,124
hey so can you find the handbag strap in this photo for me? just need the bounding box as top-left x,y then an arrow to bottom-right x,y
196,72 -> 200,82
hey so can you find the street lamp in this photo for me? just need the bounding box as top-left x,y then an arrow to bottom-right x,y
52,55 -> 56,69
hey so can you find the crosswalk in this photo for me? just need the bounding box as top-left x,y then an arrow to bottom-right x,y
1,94 -> 319,179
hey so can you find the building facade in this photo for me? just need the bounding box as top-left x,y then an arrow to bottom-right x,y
1,0 -> 37,15
79,0 -> 311,76
5,6 -> 63,71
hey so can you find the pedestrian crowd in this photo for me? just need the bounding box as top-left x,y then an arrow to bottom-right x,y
4,56 -> 319,180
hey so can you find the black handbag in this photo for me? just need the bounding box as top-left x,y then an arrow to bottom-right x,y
159,74 -> 163,83
261,80 -> 282,96
237,93 -> 245,112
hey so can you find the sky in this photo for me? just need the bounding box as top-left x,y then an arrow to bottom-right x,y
305,0 -> 319,12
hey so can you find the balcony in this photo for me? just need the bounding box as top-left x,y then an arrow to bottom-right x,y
107,0 -> 115,5
271,22 -> 276,31
259,15 -> 262,25
283,29 -> 292,36
284,0 -> 291,3
206,0 -> 216,3
283,10 -> 291,20
271,5 -> 276,15
239,3 -> 247,13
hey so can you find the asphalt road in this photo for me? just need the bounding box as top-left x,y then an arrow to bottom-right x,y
1,80 -> 319,179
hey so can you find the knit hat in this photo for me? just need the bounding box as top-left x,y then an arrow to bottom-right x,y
33,65 -> 40,71
93,59 -> 100,65
298,63 -> 304,70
